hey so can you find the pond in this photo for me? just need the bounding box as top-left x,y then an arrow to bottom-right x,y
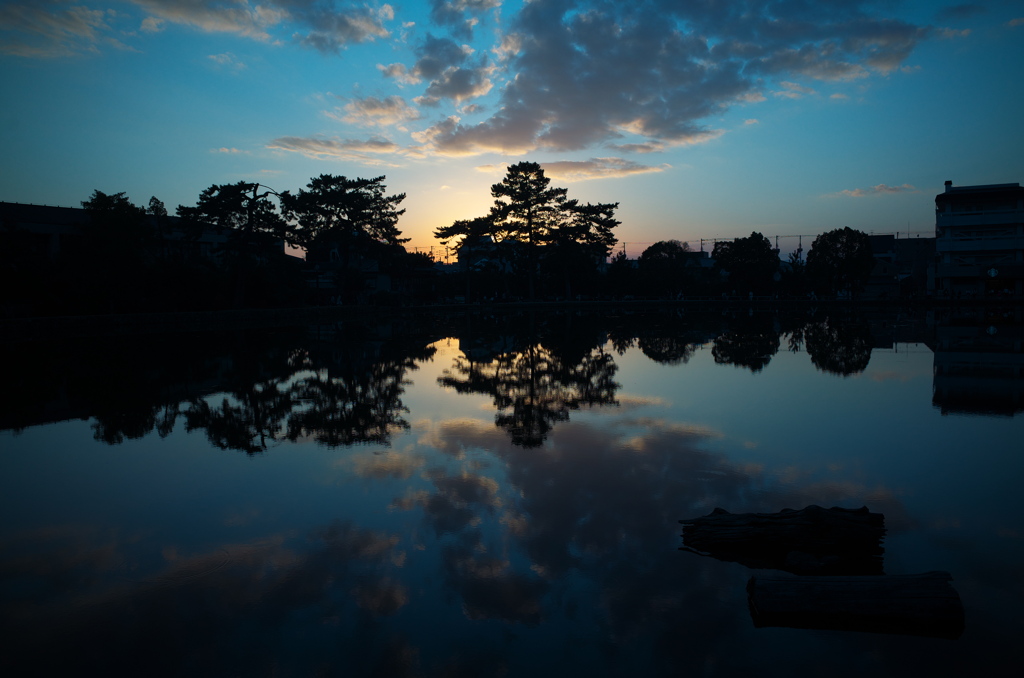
2,306 -> 1022,677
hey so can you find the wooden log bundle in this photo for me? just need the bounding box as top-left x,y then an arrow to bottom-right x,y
679,505 -> 886,575
747,571 -> 965,639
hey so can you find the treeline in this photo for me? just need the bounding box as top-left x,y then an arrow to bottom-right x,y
436,161 -> 874,302
1,174 -> 429,315
1,163 -> 878,316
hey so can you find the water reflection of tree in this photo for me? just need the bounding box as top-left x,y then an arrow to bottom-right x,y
711,314 -> 781,372
439,343 -> 619,447
184,383 -> 295,454
41,325 -> 438,454
608,310 -> 719,365
285,342 -> 435,447
804,316 -> 872,376
181,340 -> 300,454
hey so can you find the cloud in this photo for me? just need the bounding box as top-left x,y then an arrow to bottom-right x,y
743,119 -> 759,125
2,1 -> 396,57
266,135 -> 404,165
207,51 -> 246,70
0,1 -> 114,57
331,95 -> 421,127
377,62 -> 420,85
540,158 -> 670,182
1010,18 -> 1024,27
285,1 -> 393,53
129,0 -> 281,41
736,91 -> 767,104
382,34 -> 495,106
936,27 -> 971,39
773,81 -> 818,99
473,163 -> 506,174
605,141 -> 668,154
936,4 -> 986,22
404,1 -> 927,157
414,63 -> 494,106
429,0 -> 500,40
211,147 -> 248,154
141,16 -> 165,33
129,1 -> 391,52
829,183 -> 918,198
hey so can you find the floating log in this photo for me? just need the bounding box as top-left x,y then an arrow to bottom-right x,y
679,505 -> 886,575
747,571 -> 965,639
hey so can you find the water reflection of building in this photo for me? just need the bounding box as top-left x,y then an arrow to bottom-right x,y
934,181 -> 1024,298
865,235 -> 935,300
931,311 -> 1024,416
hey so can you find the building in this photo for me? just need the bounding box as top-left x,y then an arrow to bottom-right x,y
934,181 -> 1024,297
864,234 -> 935,300
0,201 -> 242,265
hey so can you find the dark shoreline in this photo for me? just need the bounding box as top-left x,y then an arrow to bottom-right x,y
2,298 -> 1021,342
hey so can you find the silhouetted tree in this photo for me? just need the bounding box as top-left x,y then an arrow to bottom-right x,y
435,216 -> 496,301
279,174 -> 407,304
780,246 -> 809,297
177,182 -> 293,306
76,190 -> 161,312
639,240 -> 691,298
712,232 -> 779,295
280,174 -> 407,252
81,190 -> 152,258
806,227 -> 874,298
489,162 -> 570,299
178,181 -> 290,245
606,250 -> 639,299
544,201 -> 620,299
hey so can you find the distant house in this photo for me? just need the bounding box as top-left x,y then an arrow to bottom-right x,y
864,234 -> 935,300
0,203 -> 89,264
0,201 -> 272,265
934,181 -> 1024,297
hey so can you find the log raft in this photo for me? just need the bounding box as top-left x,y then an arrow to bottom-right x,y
679,505 -> 886,575
747,571 -> 965,639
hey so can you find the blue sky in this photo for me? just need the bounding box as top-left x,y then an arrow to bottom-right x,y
2,0 -> 1022,257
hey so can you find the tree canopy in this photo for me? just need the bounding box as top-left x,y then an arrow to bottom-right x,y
712,231 -> 779,294
177,181 -> 289,245
640,239 -> 690,263
280,174 -> 407,251
806,227 -> 874,297
489,161 -> 569,246
433,161 -> 620,299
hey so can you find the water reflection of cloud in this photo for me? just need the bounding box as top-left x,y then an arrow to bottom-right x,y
351,577 -> 409,615
441,544 -> 548,625
416,416 -> 513,458
2,521 -> 411,675
592,393 -> 668,411
349,450 -> 427,479
391,468 -> 502,536
869,370 -> 915,383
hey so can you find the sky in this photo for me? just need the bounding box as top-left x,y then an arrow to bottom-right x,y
2,0 -> 1023,258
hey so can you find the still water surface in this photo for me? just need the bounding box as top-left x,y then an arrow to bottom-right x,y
2,308 -> 1022,676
